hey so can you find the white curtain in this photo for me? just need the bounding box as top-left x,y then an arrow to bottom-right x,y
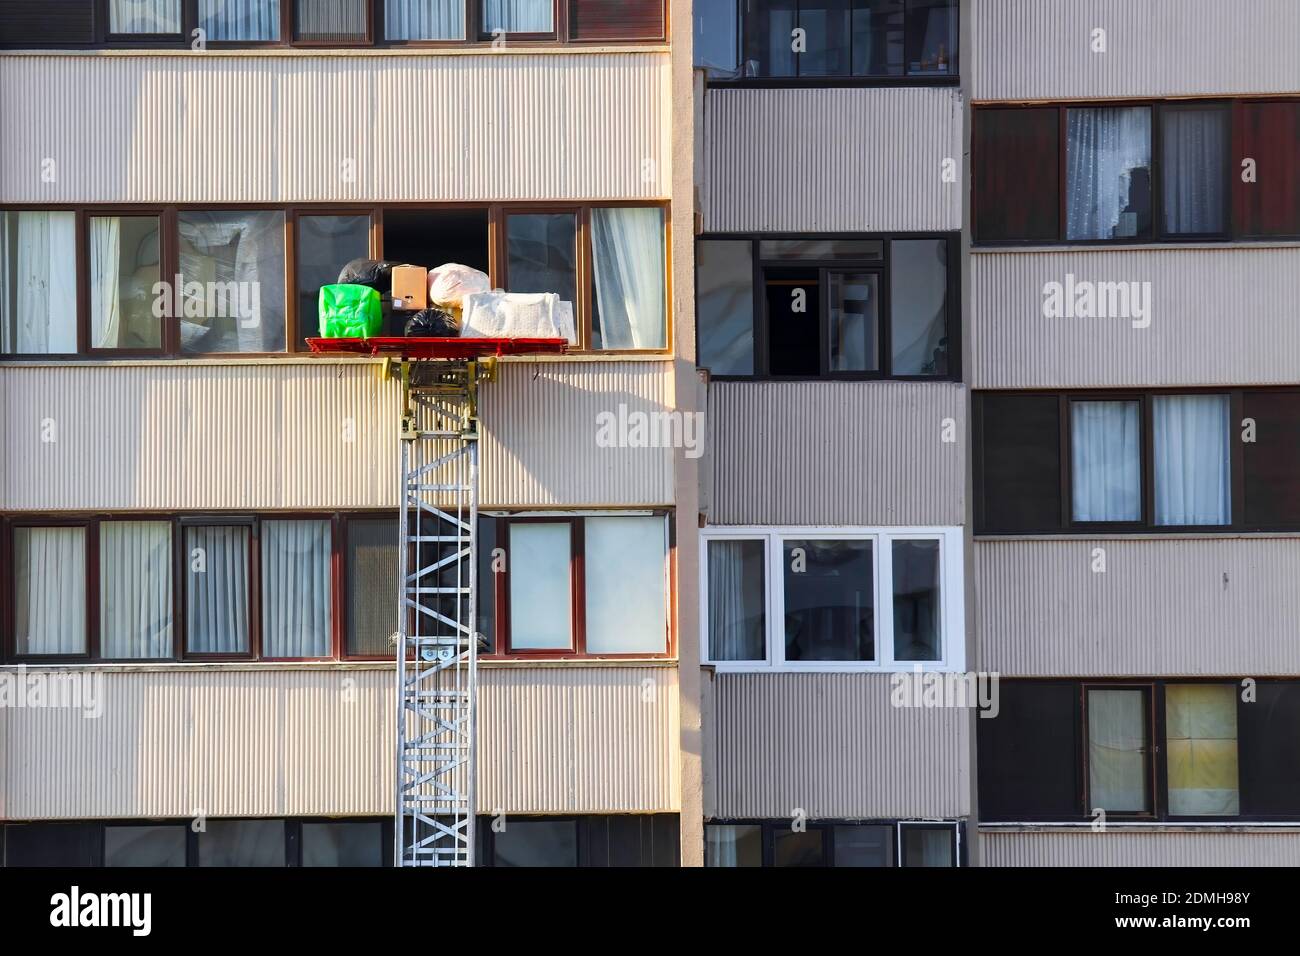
186,526 -> 250,654
385,0 -> 465,39
584,516 -> 666,654
707,540 -> 766,662
262,520 -> 333,658
1154,395 -> 1230,526
110,0 -> 181,33
1087,689 -> 1148,812
199,0 -> 282,41
1,211 -> 77,354
590,207 -> 667,350
89,217 -> 123,349
1167,684 -> 1239,816
100,522 -> 173,660
1071,400 -> 1141,522
1066,107 -> 1152,240
297,0 -> 368,38
1162,107 -> 1227,235
482,0 -> 552,33
14,527 -> 86,656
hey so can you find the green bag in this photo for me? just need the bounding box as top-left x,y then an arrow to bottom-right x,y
319,283 -> 382,338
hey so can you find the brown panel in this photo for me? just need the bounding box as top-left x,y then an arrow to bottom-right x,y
568,0 -> 664,41
972,107 -> 1060,242
975,393 -> 1062,533
0,0 -> 94,45
1234,102 -> 1300,238
1243,391 -> 1300,528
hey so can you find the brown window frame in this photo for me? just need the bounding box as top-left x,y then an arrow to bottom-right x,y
1081,682 -> 1156,821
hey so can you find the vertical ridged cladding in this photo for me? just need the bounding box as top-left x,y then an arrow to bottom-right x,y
702,86 -> 963,232
706,672 -> 970,820
971,247 -> 1300,389
0,665 -> 678,819
706,381 -> 967,526
974,537 -> 1300,677
981,829 -> 1300,866
0,52 -> 670,203
0,360 -> 674,511
971,0 -> 1300,101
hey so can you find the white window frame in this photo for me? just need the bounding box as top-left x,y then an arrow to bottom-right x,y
699,525 -> 965,673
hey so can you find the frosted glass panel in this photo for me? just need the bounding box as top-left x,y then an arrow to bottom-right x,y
508,522 -> 572,649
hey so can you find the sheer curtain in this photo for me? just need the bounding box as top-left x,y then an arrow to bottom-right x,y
1,211 -> 77,354
482,0 -> 552,33
1066,107 -> 1152,240
101,522 -> 173,659
1071,401 -> 1141,522
385,0 -> 465,39
590,207 -> 666,350
110,0 -> 181,33
1166,684 -> 1239,816
14,527 -> 86,655
1161,107 -> 1227,235
199,0 -> 281,41
1154,395 -> 1230,525
584,516 -> 666,654
89,217 -> 122,349
1087,689 -> 1148,811
186,526 -> 250,654
262,520 -> 333,658
707,540 -> 766,662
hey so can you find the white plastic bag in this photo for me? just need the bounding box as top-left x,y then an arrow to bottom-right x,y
460,292 -> 577,343
427,263 -> 490,309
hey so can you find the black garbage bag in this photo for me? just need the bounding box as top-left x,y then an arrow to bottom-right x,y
338,259 -> 401,291
404,308 -> 460,337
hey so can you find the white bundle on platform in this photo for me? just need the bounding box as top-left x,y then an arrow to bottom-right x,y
460,291 -> 577,343
428,263 -> 490,309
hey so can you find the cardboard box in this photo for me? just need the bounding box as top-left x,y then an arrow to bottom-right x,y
391,265 -> 428,311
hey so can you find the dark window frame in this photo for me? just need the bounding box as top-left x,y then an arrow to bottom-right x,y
703,818 -> 963,867
1081,682 -> 1157,820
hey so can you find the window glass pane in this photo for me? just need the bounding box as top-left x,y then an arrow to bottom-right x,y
198,0 -> 282,41
591,207 -> 666,350
798,0 -> 851,76
828,271 -> 878,372
758,239 -> 883,261
745,0 -> 797,76
584,516 -> 666,654
178,210 -> 286,353
185,526 -> 250,654
1087,688 -> 1149,812
199,820 -> 286,866
297,215 -> 370,346
704,824 -> 763,867
1071,400 -> 1141,522
100,521 -> 173,660
773,828 -> 825,866
384,0 -> 466,40
493,820 -> 577,866
904,0 -> 956,75
105,826 -> 187,867
482,0 -> 553,34
890,238 -> 948,376
5,824 -> 99,867
110,0 -> 182,33
697,240 -> 755,376
833,824 -> 893,866
765,267 -> 820,377
1166,684 -> 1239,816
508,522 -> 572,650
783,539 -> 874,662
902,826 -> 954,866
302,822 -> 383,866
707,539 -> 766,662
852,0 -> 903,76
1161,107 -> 1228,235
694,0 -> 740,76
1066,107 -> 1152,240
13,527 -> 86,656
892,538 -> 940,662
346,518 -> 398,656
262,520 -> 332,658
296,0 -> 368,41
505,213 -> 577,311
89,215 -> 163,350
1,211 -> 77,354
1153,395 -> 1230,526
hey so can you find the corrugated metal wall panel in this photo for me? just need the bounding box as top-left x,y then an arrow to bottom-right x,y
974,537 -> 1300,676
708,672 -> 969,819
0,360 -> 674,510
702,87 -> 962,232
981,829 -> 1300,866
0,665 -> 678,820
972,0 -> 1300,101
0,53 -> 669,203
706,381 -> 967,526
971,248 -> 1300,389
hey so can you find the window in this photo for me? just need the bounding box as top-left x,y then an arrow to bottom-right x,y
0,211 -> 77,355
1166,684 -> 1239,817
1152,394 -> 1231,526
295,213 -> 371,345
105,825 -> 187,867
1085,686 -> 1151,814
772,827 -> 826,866
482,0 -> 554,36
491,820 -> 577,867
178,210 -> 286,354
198,820 -> 287,866
497,513 -> 670,657
900,824 -> 955,867
833,824 -> 892,866
1065,106 -> 1152,241
1161,104 -> 1229,237
302,822 -> 384,866
261,519 -> 333,659
88,214 -> 163,352
1070,400 -> 1142,523
12,525 -> 88,657
705,824 -> 762,866
108,0 -> 182,34
590,206 -> 666,350
100,521 -> 173,660
345,517 -> 399,657
297,0 -> 371,42
198,0 -> 282,41
384,0 -> 465,41
505,211 -> 578,316
695,235 -> 957,379
183,524 -> 252,656
701,526 -> 963,671
704,820 -> 958,867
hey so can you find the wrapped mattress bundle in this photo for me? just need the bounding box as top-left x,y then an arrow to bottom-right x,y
460,292 -> 577,344
428,263 -> 491,309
